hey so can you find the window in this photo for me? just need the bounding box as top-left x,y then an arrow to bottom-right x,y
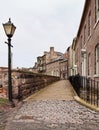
88,53 -> 91,75
88,12 -> 91,36
51,70 -> 54,76
84,25 -> 86,44
75,48 -> 78,62
95,44 -> 99,74
95,0 -> 99,22
80,36 -> 82,48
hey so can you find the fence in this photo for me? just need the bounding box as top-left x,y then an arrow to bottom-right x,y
69,75 -> 99,107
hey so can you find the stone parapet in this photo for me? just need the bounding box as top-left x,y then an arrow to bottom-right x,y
0,70 -> 60,100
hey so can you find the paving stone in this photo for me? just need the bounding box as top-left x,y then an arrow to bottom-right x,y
5,100 -> 99,130
4,80 -> 99,130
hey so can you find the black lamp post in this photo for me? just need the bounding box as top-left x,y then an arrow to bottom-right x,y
3,18 -> 16,107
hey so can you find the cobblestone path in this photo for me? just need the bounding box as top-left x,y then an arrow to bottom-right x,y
5,80 -> 99,130
0,110 -> 9,130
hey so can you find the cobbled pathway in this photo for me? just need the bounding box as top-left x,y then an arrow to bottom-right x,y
0,110 -> 8,130
4,80 -> 99,130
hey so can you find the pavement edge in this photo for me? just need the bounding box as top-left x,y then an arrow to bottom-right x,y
74,96 -> 99,112
70,83 -> 99,112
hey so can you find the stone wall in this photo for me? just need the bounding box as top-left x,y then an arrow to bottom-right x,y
0,70 -> 60,100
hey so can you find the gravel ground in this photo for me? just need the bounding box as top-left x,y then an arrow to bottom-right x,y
3,80 -> 99,130
5,100 -> 99,130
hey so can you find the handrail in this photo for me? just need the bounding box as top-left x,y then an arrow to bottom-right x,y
69,75 -> 99,107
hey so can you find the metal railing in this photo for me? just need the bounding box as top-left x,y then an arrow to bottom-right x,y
69,75 -> 99,107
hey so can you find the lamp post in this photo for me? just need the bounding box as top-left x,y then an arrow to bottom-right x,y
3,18 -> 16,107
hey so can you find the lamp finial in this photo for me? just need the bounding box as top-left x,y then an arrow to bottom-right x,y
9,18 -> 11,23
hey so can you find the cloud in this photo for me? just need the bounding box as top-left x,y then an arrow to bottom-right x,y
0,0 -> 85,68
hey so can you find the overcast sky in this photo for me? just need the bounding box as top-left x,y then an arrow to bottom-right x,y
0,0 -> 85,68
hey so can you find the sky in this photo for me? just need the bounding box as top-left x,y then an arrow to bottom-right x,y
0,0 -> 85,68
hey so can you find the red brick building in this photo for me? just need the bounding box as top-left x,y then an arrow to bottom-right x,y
75,0 -> 99,81
34,47 -> 68,79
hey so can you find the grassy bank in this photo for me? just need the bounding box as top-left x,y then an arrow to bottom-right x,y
0,98 -> 8,105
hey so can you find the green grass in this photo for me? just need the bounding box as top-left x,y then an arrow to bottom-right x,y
0,98 -> 8,105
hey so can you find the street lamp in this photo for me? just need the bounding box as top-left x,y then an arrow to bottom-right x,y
3,18 -> 16,107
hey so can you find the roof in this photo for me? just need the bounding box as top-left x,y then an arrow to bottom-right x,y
60,59 -> 68,63
56,51 -> 63,56
46,53 -> 68,65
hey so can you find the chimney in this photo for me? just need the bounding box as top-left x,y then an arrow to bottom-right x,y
50,47 -> 54,55
44,51 -> 47,55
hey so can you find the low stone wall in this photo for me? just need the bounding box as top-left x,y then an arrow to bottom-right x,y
0,70 -> 60,100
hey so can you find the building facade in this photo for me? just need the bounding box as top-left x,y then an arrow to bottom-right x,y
74,0 -> 99,81
71,37 -> 78,76
34,47 -> 68,79
67,46 -> 73,77
37,55 -> 46,73
60,59 -> 68,79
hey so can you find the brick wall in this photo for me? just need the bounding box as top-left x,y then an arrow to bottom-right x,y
76,0 -> 99,81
